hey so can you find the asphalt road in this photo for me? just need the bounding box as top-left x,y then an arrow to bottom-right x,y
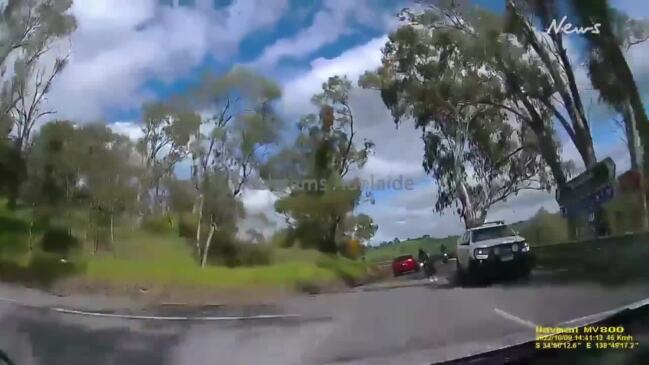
1,261 -> 649,365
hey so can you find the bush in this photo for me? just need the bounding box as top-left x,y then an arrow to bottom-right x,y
27,251 -> 86,286
40,228 -> 80,256
340,239 -> 363,259
205,229 -> 272,267
142,216 -> 173,234
177,213 -> 198,240
0,251 -> 86,286
521,209 -> 569,246
234,244 -> 273,266
270,229 -> 293,248
0,232 -> 29,258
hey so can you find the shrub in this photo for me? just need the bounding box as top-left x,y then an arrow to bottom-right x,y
206,229 -> 272,267
340,239 -> 363,259
27,251 -> 86,286
0,232 -> 29,258
142,216 -> 173,234
234,244 -> 273,266
521,209 -> 569,246
270,229 -> 293,248
178,213 -> 198,239
40,228 -> 81,256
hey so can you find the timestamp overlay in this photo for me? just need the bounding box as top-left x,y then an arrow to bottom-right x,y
535,326 -> 641,350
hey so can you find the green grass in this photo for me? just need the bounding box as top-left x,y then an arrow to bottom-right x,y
0,201 -> 372,290
364,236 -> 458,262
83,235 -> 369,288
86,258 -> 340,287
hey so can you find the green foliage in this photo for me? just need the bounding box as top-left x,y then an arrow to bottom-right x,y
269,229 -> 293,248
85,241 -> 369,289
262,75 -> 375,255
27,251 -> 86,286
142,216 -> 173,234
360,9 -> 552,226
0,208 -> 29,257
177,212 -> 198,240
605,192 -> 645,235
348,213 -> 378,242
167,179 -> 196,213
0,251 -> 85,287
519,208 -> 570,246
203,229 -> 272,267
40,227 -> 80,256
340,239 -> 364,260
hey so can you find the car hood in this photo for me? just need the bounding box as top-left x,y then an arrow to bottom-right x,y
473,235 -> 525,248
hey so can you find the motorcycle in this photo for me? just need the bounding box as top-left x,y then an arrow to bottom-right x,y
442,252 -> 449,264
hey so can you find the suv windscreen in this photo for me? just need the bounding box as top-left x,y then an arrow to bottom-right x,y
471,226 -> 514,242
394,255 -> 413,261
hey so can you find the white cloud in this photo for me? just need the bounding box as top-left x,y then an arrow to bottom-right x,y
108,121 -> 144,140
238,188 -> 285,240
252,0 -> 398,68
360,157 -> 423,180
47,0 -> 289,121
280,35 -> 387,116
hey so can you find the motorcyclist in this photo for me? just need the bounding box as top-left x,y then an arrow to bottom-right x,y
418,249 -> 438,282
440,244 -> 449,263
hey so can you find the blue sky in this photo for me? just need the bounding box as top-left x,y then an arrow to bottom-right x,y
43,0 -> 649,243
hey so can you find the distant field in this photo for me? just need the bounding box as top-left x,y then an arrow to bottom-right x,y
364,236 -> 458,262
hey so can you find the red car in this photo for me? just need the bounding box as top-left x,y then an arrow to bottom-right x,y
392,255 -> 420,277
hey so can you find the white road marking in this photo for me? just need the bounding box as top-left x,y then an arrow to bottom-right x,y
493,308 -> 538,329
52,307 -> 300,321
0,297 -> 17,303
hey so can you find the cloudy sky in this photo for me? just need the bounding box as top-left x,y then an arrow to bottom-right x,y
42,0 -> 649,244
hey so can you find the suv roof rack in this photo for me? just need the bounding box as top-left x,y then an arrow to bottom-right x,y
477,220 -> 505,227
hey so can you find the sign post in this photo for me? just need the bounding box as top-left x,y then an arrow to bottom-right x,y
557,157 -> 616,217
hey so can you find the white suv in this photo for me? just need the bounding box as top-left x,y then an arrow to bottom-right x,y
455,221 -> 532,283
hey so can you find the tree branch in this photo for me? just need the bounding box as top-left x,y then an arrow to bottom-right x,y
627,35 -> 649,50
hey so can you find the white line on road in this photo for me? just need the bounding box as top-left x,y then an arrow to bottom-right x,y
0,297 -> 17,303
52,307 -> 301,321
493,308 -> 538,329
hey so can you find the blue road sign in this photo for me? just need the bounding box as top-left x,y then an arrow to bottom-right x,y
560,185 -> 614,217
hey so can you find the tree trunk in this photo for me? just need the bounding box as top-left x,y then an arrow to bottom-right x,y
597,26 -> 649,173
507,0 -> 596,168
195,194 -> 204,259
28,208 -> 34,252
110,213 -> 115,245
622,100 -> 649,230
324,215 -> 342,254
201,222 -> 216,268
154,181 -> 160,216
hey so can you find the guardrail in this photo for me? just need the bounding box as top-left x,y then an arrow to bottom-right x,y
530,230 -> 649,283
531,231 -> 649,261
533,231 -> 649,251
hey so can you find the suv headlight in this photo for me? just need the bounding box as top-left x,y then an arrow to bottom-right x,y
474,248 -> 489,259
521,242 -> 530,252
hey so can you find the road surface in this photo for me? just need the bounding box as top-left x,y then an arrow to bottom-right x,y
0,261 -> 648,364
